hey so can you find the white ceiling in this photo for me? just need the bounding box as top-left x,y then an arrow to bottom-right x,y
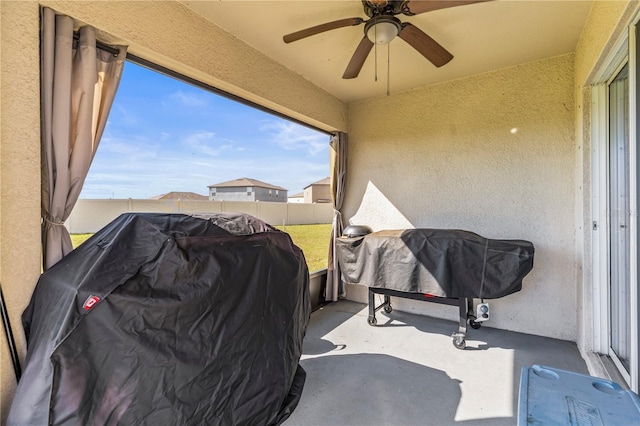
182,0 -> 593,104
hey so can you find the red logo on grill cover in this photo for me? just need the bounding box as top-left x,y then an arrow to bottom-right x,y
83,295 -> 100,311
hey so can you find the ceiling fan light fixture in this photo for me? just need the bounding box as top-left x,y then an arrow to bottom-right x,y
365,17 -> 401,45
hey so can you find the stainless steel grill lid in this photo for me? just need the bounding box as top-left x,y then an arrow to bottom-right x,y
343,225 -> 373,237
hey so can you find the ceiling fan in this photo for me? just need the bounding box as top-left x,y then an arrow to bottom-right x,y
283,0 -> 492,79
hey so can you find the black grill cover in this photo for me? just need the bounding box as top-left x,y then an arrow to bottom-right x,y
336,229 -> 534,299
8,213 -> 310,426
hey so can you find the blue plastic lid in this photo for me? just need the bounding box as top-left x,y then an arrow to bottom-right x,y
518,365 -> 640,425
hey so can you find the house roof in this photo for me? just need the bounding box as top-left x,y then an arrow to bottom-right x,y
208,177 -> 287,191
150,192 -> 208,200
304,177 -> 330,189
288,192 -> 304,198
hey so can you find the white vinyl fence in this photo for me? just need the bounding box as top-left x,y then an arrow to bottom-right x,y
66,199 -> 333,233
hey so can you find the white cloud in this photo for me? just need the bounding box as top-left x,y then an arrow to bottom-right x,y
260,120 -> 329,156
85,118 -> 329,199
166,90 -> 210,108
113,104 -> 139,126
180,131 -> 235,156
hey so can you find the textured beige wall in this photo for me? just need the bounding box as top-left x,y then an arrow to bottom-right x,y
575,0 -> 638,88
0,0 -> 346,420
0,1 -> 42,422
344,54 -> 576,339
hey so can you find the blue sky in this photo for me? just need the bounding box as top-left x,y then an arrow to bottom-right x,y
80,62 -> 330,199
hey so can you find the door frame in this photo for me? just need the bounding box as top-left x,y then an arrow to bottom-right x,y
591,22 -> 639,392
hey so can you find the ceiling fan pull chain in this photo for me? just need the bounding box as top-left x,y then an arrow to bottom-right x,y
387,43 -> 390,96
374,24 -> 378,82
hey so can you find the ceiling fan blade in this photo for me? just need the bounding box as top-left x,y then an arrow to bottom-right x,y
283,17 -> 364,43
403,0 -> 492,16
398,23 -> 453,67
343,36 -> 374,79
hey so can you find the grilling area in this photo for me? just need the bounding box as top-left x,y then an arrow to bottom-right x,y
5,1 -> 640,423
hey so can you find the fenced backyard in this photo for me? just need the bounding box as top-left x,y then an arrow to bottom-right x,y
66,199 -> 333,234
71,223 -> 332,273
68,199 -> 333,272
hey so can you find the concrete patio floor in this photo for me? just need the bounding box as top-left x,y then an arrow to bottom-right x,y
287,300 -> 589,425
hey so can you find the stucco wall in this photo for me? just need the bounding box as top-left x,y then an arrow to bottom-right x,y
343,54 -> 576,340
575,0 -> 637,88
0,1 -> 42,421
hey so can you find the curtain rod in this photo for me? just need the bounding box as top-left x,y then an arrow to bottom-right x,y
72,32 -> 120,57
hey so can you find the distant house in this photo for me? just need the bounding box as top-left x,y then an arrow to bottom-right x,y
208,178 -> 287,202
304,177 -> 331,203
150,191 -> 208,200
288,192 -> 304,204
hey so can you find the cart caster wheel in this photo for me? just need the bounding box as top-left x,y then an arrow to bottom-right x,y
469,319 -> 481,329
367,316 -> 377,326
383,304 -> 393,314
452,338 -> 466,350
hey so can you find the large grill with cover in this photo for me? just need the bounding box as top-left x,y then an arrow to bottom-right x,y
336,227 -> 535,349
9,213 -> 310,425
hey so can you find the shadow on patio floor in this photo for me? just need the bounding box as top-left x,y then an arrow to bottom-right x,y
287,300 -> 588,425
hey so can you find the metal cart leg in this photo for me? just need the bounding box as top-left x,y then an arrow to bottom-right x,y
368,289 -> 377,325
383,295 -> 392,313
451,297 -> 468,349
468,299 -> 481,329
367,289 -> 393,326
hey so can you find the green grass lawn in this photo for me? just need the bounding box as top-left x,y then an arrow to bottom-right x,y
70,223 -> 332,273
275,224 -> 331,273
70,233 -> 93,248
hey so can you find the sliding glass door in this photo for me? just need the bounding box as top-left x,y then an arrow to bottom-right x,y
608,63 -> 631,376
